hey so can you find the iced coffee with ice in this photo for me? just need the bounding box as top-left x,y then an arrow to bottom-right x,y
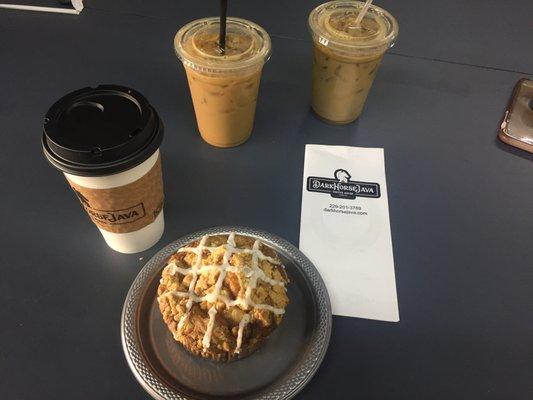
309,1 -> 398,124
174,18 -> 271,147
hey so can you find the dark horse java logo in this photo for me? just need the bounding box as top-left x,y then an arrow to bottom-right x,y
72,187 -> 146,225
307,169 -> 380,200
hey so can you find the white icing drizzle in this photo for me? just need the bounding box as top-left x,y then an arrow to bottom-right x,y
158,233 -> 287,354
201,233 -> 236,348
234,314 -> 251,354
176,234 -> 208,334
178,245 -> 282,266
244,240 -> 261,310
166,263 -> 285,287
161,291 -> 286,315
202,305 -> 218,349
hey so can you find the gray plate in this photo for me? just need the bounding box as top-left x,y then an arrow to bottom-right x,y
121,226 -> 332,400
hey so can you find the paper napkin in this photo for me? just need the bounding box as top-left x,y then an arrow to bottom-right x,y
299,144 -> 399,322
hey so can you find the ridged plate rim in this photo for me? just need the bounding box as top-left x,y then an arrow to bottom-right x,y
121,226 -> 332,400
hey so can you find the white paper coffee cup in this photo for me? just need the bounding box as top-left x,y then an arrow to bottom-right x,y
42,85 -> 165,253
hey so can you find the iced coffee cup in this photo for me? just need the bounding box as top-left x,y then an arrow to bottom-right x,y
174,17 -> 271,147
42,85 -> 165,254
308,1 -> 398,124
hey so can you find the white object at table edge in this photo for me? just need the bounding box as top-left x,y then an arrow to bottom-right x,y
0,1 -> 83,15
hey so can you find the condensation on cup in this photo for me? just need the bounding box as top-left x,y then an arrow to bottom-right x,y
42,85 -> 165,253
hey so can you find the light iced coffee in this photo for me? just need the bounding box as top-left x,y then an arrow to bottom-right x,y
309,1 -> 398,124
174,18 -> 271,147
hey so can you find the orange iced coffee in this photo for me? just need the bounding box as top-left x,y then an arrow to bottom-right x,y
174,18 -> 271,147
309,1 -> 398,124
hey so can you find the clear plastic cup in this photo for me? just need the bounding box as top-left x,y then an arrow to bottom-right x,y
174,17 -> 271,147
308,1 -> 398,124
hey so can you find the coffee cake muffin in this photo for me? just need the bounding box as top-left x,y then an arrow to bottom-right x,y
157,233 -> 289,361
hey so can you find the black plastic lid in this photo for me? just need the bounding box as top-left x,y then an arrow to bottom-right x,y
42,85 -> 164,176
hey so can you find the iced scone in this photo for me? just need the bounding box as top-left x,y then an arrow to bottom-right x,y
157,233 -> 289,361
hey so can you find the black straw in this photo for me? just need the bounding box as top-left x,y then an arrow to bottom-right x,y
219,0 -> 228,54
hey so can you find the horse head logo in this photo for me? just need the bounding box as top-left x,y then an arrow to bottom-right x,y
334,169 -> 351,183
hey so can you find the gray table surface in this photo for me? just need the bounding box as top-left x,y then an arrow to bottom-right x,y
1,1 -> 532,399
